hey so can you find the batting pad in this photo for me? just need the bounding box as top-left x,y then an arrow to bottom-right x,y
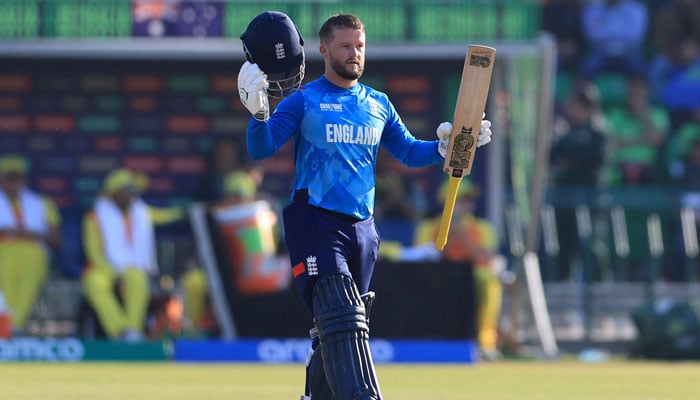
304,346 -> 333,400
313,273 -> 381,400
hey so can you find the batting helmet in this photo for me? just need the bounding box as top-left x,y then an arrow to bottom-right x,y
240,11 -> 305,98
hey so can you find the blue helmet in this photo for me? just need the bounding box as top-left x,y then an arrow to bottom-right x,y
240,11 -> 305,98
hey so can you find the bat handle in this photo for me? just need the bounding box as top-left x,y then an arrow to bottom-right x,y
436,176 -> 462,251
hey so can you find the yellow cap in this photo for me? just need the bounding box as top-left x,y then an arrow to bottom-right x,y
133,172 -> 149,193
0,155 -> 28,175
223,171 -> 257,200
103,168 -> 138,195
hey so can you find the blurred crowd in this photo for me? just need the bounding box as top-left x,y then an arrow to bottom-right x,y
545,0 -> 700,190
376,0 -> 700,287
543,0 -> 700,283
0,137 -> 264,340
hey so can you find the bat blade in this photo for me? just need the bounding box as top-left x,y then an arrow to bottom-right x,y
436,45 -> 496,251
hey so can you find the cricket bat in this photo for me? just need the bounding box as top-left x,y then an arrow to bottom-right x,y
435,45 -> 496,251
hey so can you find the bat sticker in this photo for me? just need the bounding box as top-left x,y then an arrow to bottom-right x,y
469,54 -> 492,68
447,127 -> 474,170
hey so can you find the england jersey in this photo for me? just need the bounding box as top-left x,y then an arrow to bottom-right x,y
247,76 -> 442,220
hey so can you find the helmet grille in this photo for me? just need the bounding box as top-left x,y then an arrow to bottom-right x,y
266,63 -> 305,99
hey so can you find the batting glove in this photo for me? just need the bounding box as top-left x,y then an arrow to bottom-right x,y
436,121 -> 452,158
237,61 -> 270,121
436,114 -> 493,158
478,116 -> 492,147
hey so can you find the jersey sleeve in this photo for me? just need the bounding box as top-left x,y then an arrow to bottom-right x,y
147,205 -> 185,226
246,92 -> 304,160
380,99 -> 442,168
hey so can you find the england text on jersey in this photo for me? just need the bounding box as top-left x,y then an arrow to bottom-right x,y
325,124 -> 380,146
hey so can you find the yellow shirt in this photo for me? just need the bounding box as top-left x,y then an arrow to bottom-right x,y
414,213 -> 497,267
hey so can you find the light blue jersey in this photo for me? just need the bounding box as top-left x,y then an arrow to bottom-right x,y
247,76 -> 442,220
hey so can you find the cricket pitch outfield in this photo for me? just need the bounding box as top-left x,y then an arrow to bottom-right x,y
0,360 -> 698,399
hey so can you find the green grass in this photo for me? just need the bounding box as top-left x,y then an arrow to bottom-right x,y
1,360 -> 699,399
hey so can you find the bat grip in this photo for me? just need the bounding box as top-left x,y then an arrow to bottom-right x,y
436,176 -> 461,251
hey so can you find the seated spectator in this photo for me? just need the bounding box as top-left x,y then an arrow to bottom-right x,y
211,171 -> 285,295
550,82 -> 609,188
605,74 -> 670,185
182,170 -> 286,336
413,179 -> 505,360
549,82 -> 609,280
579,0 -> 648,78
179,171 -> 260,335
81,168 -> 157,340
0,155 -> 61,334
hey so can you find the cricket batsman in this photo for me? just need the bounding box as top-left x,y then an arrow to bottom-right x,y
237,11 -> 492,399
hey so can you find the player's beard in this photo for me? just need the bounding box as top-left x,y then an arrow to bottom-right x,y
330,55 -> 363,81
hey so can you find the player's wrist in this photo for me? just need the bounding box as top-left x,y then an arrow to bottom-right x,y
438,139 -> 449,158
253,110 -> 269,121
435,121 -> 453,158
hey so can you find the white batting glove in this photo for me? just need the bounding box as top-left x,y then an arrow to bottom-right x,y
478,114 -> 492,147
237,61 -> 270,121
436,114 -> 493,158
436,121 -> 452,158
